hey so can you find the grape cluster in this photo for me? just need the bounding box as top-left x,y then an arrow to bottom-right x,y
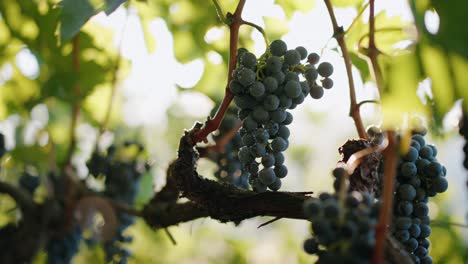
87,141 -> 150,264
232,40 -> 334,191
47,225 -> 82,264
390,131 -> 448,264
212,109 -> 249,189
303,190 -> 380,263
459,112 -> 468,171
19,172 -> 40,195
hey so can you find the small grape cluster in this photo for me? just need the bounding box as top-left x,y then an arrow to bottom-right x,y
391,131 -> 448,264
18,171 -> 40,195
87,141 -> 150,264
459,112 -> 468,171
232,39 -> 334,192
303,190 -> 380,263
212,109 -> 249,189
0,132 -> 41,196
47,225 -> 82,264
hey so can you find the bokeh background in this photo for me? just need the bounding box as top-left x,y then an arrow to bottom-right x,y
0,0 -> 467,263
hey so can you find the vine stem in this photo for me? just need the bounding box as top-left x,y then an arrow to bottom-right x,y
211,0 -> 229,24
373,131 -> 398,264
191,0 -> 247,144
323,0 -> 368,140
358,27 -> 403,50
366,0 -> 384,92
241,19 -> 270,48
368,0 -> 376,51
357,99 -> 380,108
431,220 -> 468,229
344,2 -> 370,35
64,35 -> 81,168
198,120 -> 242,157
99,9 -> 129,136
445,50 -> 462,104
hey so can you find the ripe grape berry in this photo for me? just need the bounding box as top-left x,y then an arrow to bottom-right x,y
231,40 -> 335,192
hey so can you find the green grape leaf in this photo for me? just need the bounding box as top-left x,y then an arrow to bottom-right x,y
349,52 -> 370,81
428,0 -> 468,60
410,0 -> 468,114
135,171 -> 154,207
43,72 -> 78,102
264,17 -> 290,41
418,44 -> 455,125
9,145 -> 49,168
0,65 -> 40,116
346,11 -> 409,55
380,53 -> 427,127
331,0 -> 365,8
449,53 -> 468,112
103,0 -> 126,14
275,0 -> 315,17
56,0 -> 127,43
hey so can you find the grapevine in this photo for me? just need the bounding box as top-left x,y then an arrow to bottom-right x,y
0,0 -> 466,263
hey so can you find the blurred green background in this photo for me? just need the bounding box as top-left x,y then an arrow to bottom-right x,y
0,0 -> 467,263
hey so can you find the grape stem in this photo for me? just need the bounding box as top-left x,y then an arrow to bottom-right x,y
61,36 -> 82,231
445,49 -> 463,107
98,6 -> 130,140
364,0 -> 385,92
373,131 -> 398,264
358,27 -> 403,52
191,0 -> 247,144
357,99 -> 380,108
431,220 -> 468,229
343,2 -> 370,36
257,216 -> 282,228
163,228 -> 177,245
197,120 -> 242,157
211,0 -> 230,25
63,35 -> 81,169
337,165 -> 349,224
240,19 -> 270,49
323,0 -> 368,140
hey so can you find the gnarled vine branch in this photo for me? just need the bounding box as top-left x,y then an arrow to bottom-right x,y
141,128 -> 411,264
